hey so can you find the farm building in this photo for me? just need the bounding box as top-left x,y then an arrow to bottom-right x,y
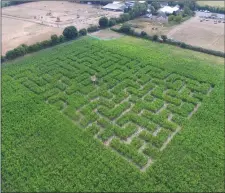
112,1 -> 121,4
138,1 -> 146,3
158,5 -> 180,14
102,3 -> 126,11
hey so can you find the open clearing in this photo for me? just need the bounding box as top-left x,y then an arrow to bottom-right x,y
126,18 -> 173,36
2,36 -> 224,192
2,1 -> 121,54
197,1 -> 225,7
127,15 -> 224,52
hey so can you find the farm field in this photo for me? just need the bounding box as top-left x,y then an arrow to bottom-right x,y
2,36 -> 224,192
2,1 -> 121,55
167,15 -> 224,52
125,15 -> 224,52
197,1 -> 225,7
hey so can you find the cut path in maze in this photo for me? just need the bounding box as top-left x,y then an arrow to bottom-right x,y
8,43 -> 214,171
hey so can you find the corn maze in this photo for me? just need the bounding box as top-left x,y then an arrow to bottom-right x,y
7,41 -> 214,171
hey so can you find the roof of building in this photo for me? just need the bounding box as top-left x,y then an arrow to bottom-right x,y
112,1 -> 121,4
158,5 -> 179,14
102,3 -> 125,10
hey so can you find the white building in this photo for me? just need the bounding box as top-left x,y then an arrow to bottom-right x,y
102,3 -> 126,11
112,1 -> 121,4
158,5 -> 180,14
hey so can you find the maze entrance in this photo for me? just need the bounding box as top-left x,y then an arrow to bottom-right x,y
9,43 -> 214,171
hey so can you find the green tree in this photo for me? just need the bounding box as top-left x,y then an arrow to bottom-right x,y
174,15 -> 182,23
51,34 -> 59,44
59,35 -> 65,42
152,34 -> 158,41
161,35 -> 167,42
5,44 -> 27,60
108,18 -> 117,27
183,6 -> 192,17
150,6 -> 156,15
63,26 -> 78,39
120,24 -> 131,34
168,15 -> 174,21
129,2 -> 148,19
87,25 -> 98,32
119,13 -> 130,22
141,31 -> 147,36
180,42 -> 187,48
151,1 -> 161,10
79,28 -> 87,36
99,17 -> 109,28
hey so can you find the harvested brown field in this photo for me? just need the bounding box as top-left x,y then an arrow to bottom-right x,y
2,17 -> 63,55
167,16 -> 224,52
2,1 -> 122,55
197,1 -> 225,7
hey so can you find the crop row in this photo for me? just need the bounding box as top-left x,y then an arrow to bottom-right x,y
142,144 -> 161,159
95,118 -> 136,141
22,79 -> 44,94
132,99 -> 164,113
167,102 -> 195,118
116,112 -> 158,133
110,138 -> 148,168
142,111 -> 178,131
138,129 -> 170,149
98,101 -> 131,120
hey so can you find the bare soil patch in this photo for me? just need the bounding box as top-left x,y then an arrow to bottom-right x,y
197,1 -> 225,7
2,17 -> 63,55
90,29 -> 123,40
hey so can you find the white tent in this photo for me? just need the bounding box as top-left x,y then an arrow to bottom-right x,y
158,5 -> 180,14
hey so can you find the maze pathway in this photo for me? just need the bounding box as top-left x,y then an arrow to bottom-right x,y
8,43 -> 214,171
